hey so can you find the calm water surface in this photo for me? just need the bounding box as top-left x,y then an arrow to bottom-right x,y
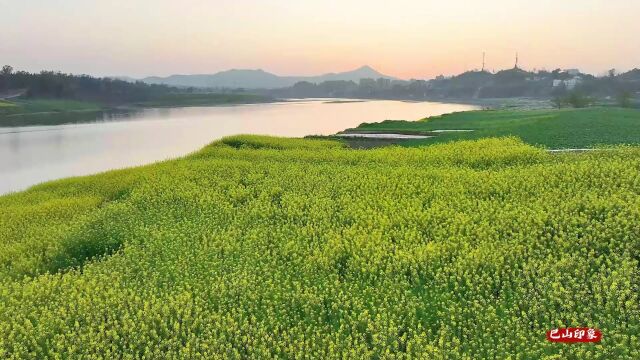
0,99 -> 477,194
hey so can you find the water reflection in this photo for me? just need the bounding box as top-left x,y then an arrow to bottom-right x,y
0,99 -> 477,194
0,109 -> 147,129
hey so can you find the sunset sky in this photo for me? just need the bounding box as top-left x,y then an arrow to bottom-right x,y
2,0 -> 639,79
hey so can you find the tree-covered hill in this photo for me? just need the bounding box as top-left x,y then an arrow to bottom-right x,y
0,65 -> 174,104
0,66 -> 271,115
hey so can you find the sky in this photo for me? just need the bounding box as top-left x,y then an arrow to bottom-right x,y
1,0 -> 639,79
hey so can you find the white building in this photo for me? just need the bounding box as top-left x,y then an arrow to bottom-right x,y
553,77 -> 582,90
565,78 -> 581,90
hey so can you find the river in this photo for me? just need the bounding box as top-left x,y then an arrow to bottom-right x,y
0,99 -> 477,194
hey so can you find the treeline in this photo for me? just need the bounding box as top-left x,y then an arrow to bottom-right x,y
263,67 -> 640,103
0,65 -> 174,104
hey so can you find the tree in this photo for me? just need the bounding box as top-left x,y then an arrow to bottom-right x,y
551,96 -> 566,109
0,65 -> 13,91
617,91 -> 632,108
1,65 -> 13,77
552,91 -> 593,109
567,91 -> 593,108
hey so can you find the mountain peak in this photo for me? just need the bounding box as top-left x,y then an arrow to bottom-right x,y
348,65 -> 389,78
226,68 -> 266,73
139,65 -> 398,89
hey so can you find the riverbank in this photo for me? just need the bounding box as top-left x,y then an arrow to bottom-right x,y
327,107 -> 640,149
0,93 -> 274,123
0,99 -> 104,116
385,96 -> 554,111
1,99 -> 474,194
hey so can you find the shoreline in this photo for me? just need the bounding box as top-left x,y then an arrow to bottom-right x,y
1,96 -> 549,120
0,97 -> 476,128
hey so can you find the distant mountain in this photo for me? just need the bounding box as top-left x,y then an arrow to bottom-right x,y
308,65 -> 395,83
133,66 -> 397,89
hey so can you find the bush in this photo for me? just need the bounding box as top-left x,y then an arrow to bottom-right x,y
617,91 -> 633,108
552,91 -> 594,108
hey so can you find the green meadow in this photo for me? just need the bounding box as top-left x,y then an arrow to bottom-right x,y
132,93 -> 271,108
0,99 -> 104,116
1,130 -> 639,358
349,107 -> 640,149
0,94 -> 270,119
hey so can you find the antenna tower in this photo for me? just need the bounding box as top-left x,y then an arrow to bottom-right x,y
482,52 -> 485,72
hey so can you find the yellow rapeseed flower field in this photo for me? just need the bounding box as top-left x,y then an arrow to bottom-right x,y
0,135 -> 638,358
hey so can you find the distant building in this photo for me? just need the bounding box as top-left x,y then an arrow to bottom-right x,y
567,77 -> 582,90
566,69 -> 580,76
553,76 -> 582,90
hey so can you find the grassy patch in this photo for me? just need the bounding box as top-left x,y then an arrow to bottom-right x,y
0,94 -> 272,126
0,99 -> 103,116
0,94 -> 270,119
350,107 -> 640,148
0,100 -> 17,108
134,93 -> 271,107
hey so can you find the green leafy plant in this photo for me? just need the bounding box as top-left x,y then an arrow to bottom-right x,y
0,136 -> 639,358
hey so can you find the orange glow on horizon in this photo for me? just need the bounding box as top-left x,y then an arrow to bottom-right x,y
1,0 -> 638,79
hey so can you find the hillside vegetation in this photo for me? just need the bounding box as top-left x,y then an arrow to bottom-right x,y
1,135 -> 639,358
0,66 -> 272,121
349,107 -> 640,149
266,67 -> 640,101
